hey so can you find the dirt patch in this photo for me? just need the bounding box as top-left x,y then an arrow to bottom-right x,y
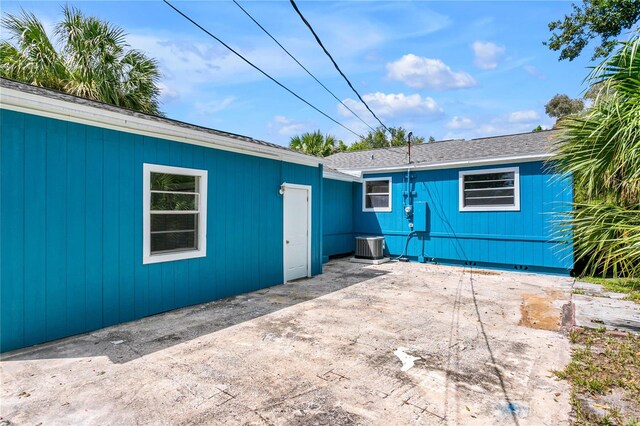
519,292 -> 562,331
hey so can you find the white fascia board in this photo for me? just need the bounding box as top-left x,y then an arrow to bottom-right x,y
322,169 -> 362,182
0,87 -> 321,168
336,154 -> 552,175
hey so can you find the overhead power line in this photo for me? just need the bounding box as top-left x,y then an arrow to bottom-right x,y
289,0 -> 389,133
162,0 -> 364,139
232,0 -> 376,133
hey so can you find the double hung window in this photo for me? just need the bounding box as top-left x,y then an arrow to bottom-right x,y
143,164 -> 207,264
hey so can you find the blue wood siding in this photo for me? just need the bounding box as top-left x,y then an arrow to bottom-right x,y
353,162 -> 573,274
0,109 -> 322,352
322,178 -> 354,260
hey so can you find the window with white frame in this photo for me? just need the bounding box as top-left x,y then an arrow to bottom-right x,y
459,167 -> 520,211
143,164 -> 207,264
362,177 -> 392,212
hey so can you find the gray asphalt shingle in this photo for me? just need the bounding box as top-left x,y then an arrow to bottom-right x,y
324,130 -> 559,170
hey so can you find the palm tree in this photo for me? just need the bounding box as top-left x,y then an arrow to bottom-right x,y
1,6 -> 162,115
553,31 -> 640,278
289,131 -> 337,157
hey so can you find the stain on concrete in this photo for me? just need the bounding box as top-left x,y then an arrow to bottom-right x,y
519,291 -> 563,331
274,393 -> 363,426
463,269 -> 502,276
153,333 -> 182,343
394,347 -> 421,372
497,401 -> 529,418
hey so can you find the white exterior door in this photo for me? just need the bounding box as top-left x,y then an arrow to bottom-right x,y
283,185 -> 310,282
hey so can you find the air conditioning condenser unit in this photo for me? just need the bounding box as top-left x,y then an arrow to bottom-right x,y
351,236 -> 390,265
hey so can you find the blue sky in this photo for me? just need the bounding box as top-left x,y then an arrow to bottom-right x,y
3,1 -> 603,146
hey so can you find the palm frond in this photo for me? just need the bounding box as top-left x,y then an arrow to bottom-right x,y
552,30 -> 640,278
1,5 -> 162,114
557,203 -> 640,277
288,131 -> 336,157
0,9 -> 66,88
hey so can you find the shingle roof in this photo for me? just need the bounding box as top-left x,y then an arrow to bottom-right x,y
324,130 -> 559,170
0,78 -> 316,159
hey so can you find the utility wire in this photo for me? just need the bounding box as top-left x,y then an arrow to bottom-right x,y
289,0 -> 389,133
163,0 -> 364,139
233,0 -> 376,133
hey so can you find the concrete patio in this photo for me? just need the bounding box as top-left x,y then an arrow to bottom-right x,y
573,281 -> 640,333
1,260 -> 574,425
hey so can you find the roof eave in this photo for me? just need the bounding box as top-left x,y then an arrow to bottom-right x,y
322,169 -> 362,182
0,86 -> 321,167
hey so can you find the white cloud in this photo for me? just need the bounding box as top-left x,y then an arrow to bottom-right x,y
157,82 -> 180,103
444,111 -> 550,140
386,54 -> 476,90
523,64 -> 545,80
268,115 -> 307,136
445,122 -> 532,140
194,97 -> 236,115
446,116 -> 474,129
315,2 -> 451,46
127,33 -> 359,96
508,110 -> 540,123
471,41 -> 505,69
127,34 -> 238,94
338,92 -> 443,119
125,11 -> 398,98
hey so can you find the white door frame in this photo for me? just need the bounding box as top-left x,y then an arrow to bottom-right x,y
282,182 -> 312,283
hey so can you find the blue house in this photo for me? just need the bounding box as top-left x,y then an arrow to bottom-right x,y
322,132 -> 573,274
1,79 -> 324,352
1,78 -> 572,352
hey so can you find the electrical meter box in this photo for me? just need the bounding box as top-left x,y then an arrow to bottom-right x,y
412,201 -> 429,233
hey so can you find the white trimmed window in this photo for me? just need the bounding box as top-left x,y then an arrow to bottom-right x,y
459,167 -> 520,212
143,164 -> 207,264
362,177 -> 392,212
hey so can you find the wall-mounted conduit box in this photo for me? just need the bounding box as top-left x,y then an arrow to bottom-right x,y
412,201 -> 429,233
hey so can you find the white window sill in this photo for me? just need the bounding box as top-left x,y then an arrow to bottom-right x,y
460,206 -> 520,212
362,208 -> 392,213
143,248 -> 207,265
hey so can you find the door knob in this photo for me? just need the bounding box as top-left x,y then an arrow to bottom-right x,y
286,240 -> 290,244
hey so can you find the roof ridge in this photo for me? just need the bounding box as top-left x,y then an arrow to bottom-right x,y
326,144 -> 407,158
468,129 -> 557,141
326,138 -> 461,158
409,138 -> 463,147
